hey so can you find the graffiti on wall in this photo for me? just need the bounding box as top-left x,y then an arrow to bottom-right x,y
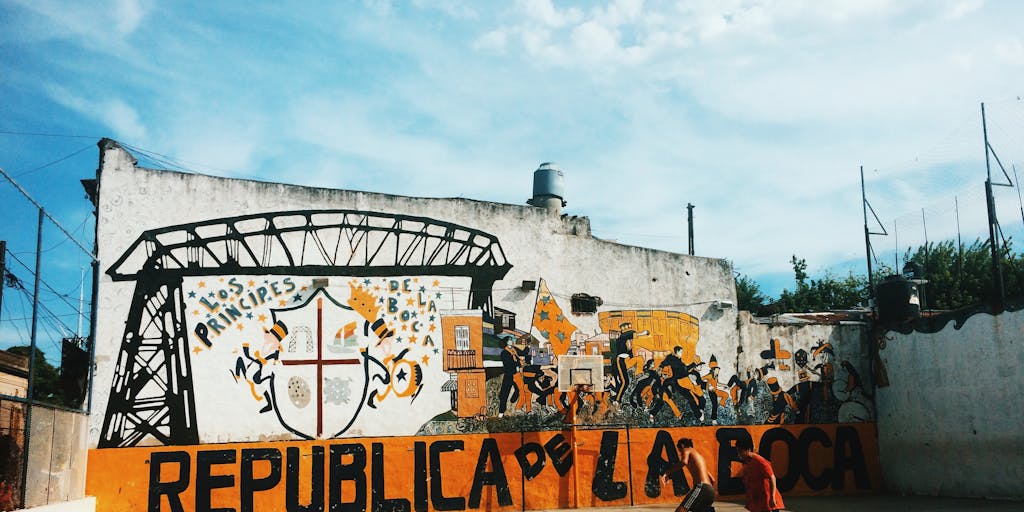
85,423 -> 879,512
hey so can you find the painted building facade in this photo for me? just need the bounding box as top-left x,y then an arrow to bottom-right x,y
85,140 -> 880,511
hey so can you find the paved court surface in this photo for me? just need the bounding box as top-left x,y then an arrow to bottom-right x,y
541,493 -> 1024,511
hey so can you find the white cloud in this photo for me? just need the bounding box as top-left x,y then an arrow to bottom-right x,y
114,0 -> 146,34
43,85 -> 149,141
520,0 -> 583,28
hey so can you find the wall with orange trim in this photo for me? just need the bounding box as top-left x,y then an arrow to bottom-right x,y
87,423 -> 879,512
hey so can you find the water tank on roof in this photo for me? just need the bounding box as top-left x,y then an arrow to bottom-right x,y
528,163 -> 566,214
876,275 -> 920,324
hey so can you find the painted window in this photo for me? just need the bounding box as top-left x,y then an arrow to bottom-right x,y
466,379 -> 478,398
455,325 -> 470,350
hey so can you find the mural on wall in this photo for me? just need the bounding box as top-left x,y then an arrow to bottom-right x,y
427,281 -> 874,434
97,208 -> 873,449
98,210 -> 512,447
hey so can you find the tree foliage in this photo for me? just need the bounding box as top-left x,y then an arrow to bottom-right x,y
773,256 -> 868,313
901,237 -> 1024,310
735,273 -> 766,313
739,238 -> 1024,314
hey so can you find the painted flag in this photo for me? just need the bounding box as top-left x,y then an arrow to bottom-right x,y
532,279 -> 577,356
330,321 -> 360,353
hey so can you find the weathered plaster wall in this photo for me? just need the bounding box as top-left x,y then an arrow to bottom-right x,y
735,313 -> 874,426
876,306 -> 1024,499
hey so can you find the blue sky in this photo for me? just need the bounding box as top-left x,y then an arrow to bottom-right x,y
3,0 -> 1024,356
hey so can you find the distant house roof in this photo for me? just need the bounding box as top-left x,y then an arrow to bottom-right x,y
0,351 -> 29,378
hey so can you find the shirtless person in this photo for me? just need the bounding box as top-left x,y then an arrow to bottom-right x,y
662,437 -> 716,512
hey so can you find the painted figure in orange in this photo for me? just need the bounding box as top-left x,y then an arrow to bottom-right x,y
702,355 -> 729,425
736,438 -> 784,512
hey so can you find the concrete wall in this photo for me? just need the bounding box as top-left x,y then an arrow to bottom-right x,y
85,141 -> 878,510
876,305 -> 1024,499
24,407 -> 88,509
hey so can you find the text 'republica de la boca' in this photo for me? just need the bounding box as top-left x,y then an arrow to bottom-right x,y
137,425 -> 876,512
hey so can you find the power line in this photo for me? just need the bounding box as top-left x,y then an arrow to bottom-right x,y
14,143 -> 96,178
0,130 -> 99,140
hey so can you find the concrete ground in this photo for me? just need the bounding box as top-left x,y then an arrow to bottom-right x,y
541,493 -> 1024,511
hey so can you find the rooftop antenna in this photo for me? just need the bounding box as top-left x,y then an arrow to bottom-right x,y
861,166 -> 889,302
981,102 -> 1013,313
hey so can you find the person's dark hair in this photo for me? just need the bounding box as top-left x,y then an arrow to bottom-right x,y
677,438 -> 694,449
735,438 -> 754,451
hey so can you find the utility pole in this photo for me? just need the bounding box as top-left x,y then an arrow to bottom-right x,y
0,240 -> 5,322
686,203 -> 695,256
861,168 -> 874,299
982,102 -> 1005,313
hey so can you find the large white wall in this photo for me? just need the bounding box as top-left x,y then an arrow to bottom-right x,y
876,307 -> 1024,499
89,142 -> 740,447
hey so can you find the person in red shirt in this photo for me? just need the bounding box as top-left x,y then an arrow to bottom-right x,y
736,438 -> 784,512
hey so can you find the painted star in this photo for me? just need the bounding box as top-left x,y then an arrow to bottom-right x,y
409,335 -> 418,344
421,355 -> 430,365
433,348 -> 439,354
419,286 -> 425,293
208,292 -> 216,298
248,280 -> 256,287
378,297 -> 385,304
300,285 -> 308,292
236,323 -> 244,331
539,311 -> 550,321
406,297 -> 415,306
396,337 -> 403,344
246,312 -> 253,319
258,314 -> 267,323
396,368 -> 408,382
428,324 -> 436,332
374,285 -> 381,292
188,291 -> 196,298
432,280 -> 439,287
219,277 -> 225,283
411,312 -> 418,318
363,278 -> 371,286
198,281 -> 206,288
413,277 -> 419,283
193,346 -> 203,354
206,313 -> 213,319
541,295 -> 551,304
401,324 -> 408,331
193,310 -> 200,316
435,292 -> 442,299
293,293 -> 303,302
279,300 -> 287,306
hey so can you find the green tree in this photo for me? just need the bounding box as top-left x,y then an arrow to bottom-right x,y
735,273 -> 766,313
902,237 -> 1024,310
774,255 -> 868,313
6,346 -> 64,405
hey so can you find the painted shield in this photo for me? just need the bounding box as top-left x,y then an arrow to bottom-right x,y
267,289 -> 371,439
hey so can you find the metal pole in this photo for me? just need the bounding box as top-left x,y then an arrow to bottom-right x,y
0,240 -> 5,323
982,102 -> 1005,312
956,196 -> 963,302
686,203 -> 695,256
861,167 -> 874,301
20,209 -> 43,506
921,208 -> 929,310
